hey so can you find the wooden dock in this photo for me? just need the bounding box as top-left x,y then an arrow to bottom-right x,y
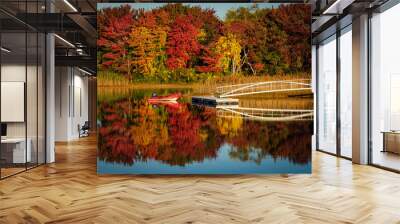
191,96 -> 239,107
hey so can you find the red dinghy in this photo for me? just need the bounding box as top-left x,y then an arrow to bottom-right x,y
148,101 -> 183,110
147,93 -> 182,102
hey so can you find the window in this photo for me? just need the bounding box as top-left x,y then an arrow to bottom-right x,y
0,1 -> 46,179
370,3 -> 400,171
317,35 -> 337,154
339,26 -> 352,158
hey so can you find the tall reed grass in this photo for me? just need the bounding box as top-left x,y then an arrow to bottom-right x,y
98,71 -> 132,87
98,71 -> 311,98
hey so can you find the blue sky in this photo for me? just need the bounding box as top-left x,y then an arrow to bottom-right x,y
97,3 -> 281,20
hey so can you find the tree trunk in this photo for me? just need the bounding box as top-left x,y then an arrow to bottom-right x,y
247,62 -> 256,75
232,60 -> 236,75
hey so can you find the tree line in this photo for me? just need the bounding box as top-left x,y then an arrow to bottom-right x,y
98,3 -> 311,82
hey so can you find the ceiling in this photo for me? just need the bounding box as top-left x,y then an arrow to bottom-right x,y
0,0 -> 394,74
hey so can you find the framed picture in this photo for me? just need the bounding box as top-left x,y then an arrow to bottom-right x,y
97,2 -> 312,174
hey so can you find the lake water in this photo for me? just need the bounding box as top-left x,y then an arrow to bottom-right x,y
97,88 -> 313,174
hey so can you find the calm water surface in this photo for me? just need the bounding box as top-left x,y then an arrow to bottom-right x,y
97,88 -> 313,174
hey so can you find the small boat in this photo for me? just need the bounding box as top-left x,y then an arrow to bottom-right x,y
147,92 -> 182,102
148,101 -> 183,110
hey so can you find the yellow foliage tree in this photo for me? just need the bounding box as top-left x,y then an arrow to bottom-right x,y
215,33 -> 242,74
130,102 -> 170,148
216,116 -> 243,137
197,29 -> 207,42
129,27 -> 167,77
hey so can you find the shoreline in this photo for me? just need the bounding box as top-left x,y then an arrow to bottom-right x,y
98,83 -> 198,89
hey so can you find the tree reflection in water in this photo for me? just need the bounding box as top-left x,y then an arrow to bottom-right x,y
98,94 -> 312,166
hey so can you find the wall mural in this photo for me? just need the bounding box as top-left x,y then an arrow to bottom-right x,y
97,3 -> 313,174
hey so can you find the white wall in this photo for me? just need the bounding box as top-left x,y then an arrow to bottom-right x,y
1,82 -> 25,122
1,64 -> 28,138
72,72 -> 89,138
1,63 -> 46,164
55,66 -> 70,141
1,64 -> 26,81
55,67 -> 89,141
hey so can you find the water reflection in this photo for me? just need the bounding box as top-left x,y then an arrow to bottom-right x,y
97,88 -> 313,173
216,107 -> 313,121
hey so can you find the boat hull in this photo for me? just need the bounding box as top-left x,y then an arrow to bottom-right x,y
148,97 -> 179,102
147,93 -> 182,102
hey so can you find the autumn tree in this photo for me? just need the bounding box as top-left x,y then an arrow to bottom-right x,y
165,15 -> 201,70
97,5 -> 137,78
215,33 -> 242,75
258,12 -> 290,74
272,4 -> 311,72
226,20 -> 262,75
195,45 -> 221,73
97,3 -> 311,81
129,26 -> 167,77
226,6 -> 291,75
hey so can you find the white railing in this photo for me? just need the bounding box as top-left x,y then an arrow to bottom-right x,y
216,79 -> 312,98
216,106 -> 313,121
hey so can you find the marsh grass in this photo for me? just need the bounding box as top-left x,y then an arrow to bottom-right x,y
98,71 -> 312,99
239,98 -> 313,110
98,71 -> 310,86
98,71 -> 132,87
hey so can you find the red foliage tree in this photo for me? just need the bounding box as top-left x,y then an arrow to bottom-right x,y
165,15 -> 202,70
195,46 -> 221,73
97,3 -> 311,78
97,5 -> 136,78
272,4 -> 311,72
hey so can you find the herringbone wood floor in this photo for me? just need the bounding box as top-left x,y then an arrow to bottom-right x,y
1,136 -> 400,224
